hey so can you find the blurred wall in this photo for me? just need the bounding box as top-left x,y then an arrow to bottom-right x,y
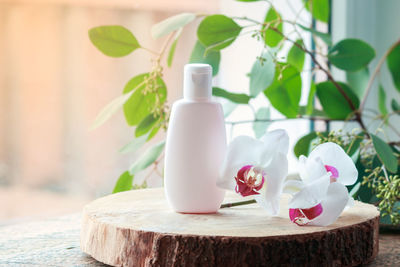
0,0 -> 217,197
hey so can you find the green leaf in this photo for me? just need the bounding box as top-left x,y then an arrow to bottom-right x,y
371,134 -> 398,173
345,133 -> 363,157
253,107 -> 271,138
349,182 -> 361,197
306,81 -> 317,115
212,87 -> 250,104
392,99 -> 400,112
378,85 -> 388,115
353,158 -> 375,202
90,93 -> 133,130
147,124 -> 161,140
123,73 -> 167,126
262,7 -> 283,47
294,132 -> 318,158
264,64 -> 302,118
249,52 -> 275,97
387,42 -> 400,93
135,114 -> 159,137
298,106 -> 326,117
189,41 -> 221,76
350,148 -> 360,163
129,141 -> 165,174
112,171 -> 133,193
328,39 -> 375,71
380,214 -> 393,225
346,67 -> 369,99
197,15 -> 242,51
89,26 -> 140,57
316,81 -> 360,119
297,24 -> 331,45
222,101 -> 237,118
287,39 -> 305,71
303,0 -> 329,23
151,13 -> 195,39
119,134 -> 148,154
167,28 -> 182,67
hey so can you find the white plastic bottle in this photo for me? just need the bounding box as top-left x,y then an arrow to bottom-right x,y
164,64 -> 226,213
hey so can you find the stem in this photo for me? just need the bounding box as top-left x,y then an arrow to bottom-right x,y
144,153 -> 165,182
360,39 -> 400,111
387,122 -> 400,138
220,199 -> 256,208
294,4 -> 307,24
374,117 -> 387,133
381,165 -> 390,182
158,33 -> 175,61
204,30 -> 255,52
286,31 -> 357,110
285,0 -> 298,19
267,26 -> 369,134
226,116 -> 356,125
231,16 -> 260,24
142,46 -> 159,55
231,15 -> 368,132
364,108 -> 380,115
346,134 -> 362,154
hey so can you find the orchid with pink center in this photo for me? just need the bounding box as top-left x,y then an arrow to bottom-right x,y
285,142 -> 358,226
298,142 -> 358,187
217,129 -> 289,215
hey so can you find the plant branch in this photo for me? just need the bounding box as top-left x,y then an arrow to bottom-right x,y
267,26 -> 369,133
220,199 -> 256,208
231,16 -> 260,24
225,116 -> 357,125
142,46 -> 159,55
360,39 -> 400,111
387,122 -> 400,138
389,141 -> 400,147
158,33 -> 176,61
277,29 -> 356,109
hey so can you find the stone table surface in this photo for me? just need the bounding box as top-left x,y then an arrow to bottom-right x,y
0,213 -> 399,266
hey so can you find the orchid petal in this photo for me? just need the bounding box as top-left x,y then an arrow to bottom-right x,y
298,155 -> 327,182
254,185 -> 281,216
217,136 -> 264,190
298,155 -> 308,182
283,179 -> 304,194
262,152 -> 288,181
259,129 -> 289,166
289,203 -> 323,225
309,182 -> 349,226
308,142 -> 358,185
255,152 -> 288,215
345,197 -> 355,209
237,165 -> 252,180
288,173 -> 331,209
234,166 -> 265,197
217,130 -> 289,214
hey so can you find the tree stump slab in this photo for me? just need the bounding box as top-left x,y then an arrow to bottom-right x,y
80,188 -> 380,267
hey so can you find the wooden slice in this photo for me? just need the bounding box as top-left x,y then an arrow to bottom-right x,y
81,188 -> 380,267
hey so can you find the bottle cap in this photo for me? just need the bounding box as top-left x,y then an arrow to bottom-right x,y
183,64 -> 212,101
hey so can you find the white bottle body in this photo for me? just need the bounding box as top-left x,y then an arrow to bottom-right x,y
164,99 -> 226,213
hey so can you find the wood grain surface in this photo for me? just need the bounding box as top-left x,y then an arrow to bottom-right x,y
0,204 -> 398,266
80,188 -> 382,267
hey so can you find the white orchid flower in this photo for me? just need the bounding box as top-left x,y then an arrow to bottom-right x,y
288,177 -> 350,226
286,142 -> 358,226
299,142 -> 358,186
217,129 -> 289,215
